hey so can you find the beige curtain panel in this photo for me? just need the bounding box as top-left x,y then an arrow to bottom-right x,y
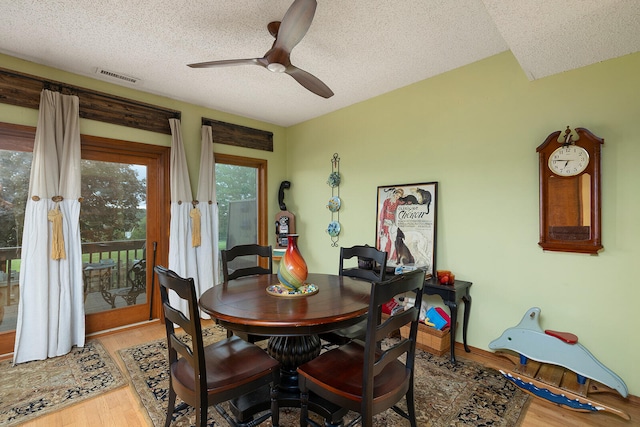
14,89 -> 84,364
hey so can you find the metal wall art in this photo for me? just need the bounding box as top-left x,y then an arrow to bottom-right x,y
326,153 -> 341,246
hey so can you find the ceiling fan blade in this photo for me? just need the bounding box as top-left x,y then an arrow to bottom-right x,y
188,58 -> 266,68
286,65 -> 333,98
274,0 -> 317,53
188,0 -> 334,98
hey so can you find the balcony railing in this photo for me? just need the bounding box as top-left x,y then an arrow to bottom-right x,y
80,239 -> 146,290
0,247 -> 19,308
0,239 -> 146,313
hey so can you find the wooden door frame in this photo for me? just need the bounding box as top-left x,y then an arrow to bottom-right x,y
81,134 -> 170,332
0,122 -> 169,354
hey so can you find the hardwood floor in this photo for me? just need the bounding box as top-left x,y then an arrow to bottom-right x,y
9,321 -> 639,427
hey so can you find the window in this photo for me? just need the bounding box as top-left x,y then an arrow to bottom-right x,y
214,153 -> 267,250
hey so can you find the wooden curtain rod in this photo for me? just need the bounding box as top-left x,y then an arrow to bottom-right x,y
0,67 -> 180,135
202,117 -> 273,152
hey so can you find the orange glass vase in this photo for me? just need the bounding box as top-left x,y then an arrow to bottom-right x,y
277,234 -> 308,290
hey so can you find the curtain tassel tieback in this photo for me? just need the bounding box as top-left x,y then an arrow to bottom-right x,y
48,197 -> 66,260
190,201 -> 201,247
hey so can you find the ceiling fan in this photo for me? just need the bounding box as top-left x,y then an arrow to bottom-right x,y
188,0 -> 334,98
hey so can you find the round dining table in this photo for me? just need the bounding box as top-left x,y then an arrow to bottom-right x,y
198,273 -> 371,424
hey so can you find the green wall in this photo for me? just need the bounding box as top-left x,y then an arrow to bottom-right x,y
1,50 -> 639,395
286,51 -> 640,396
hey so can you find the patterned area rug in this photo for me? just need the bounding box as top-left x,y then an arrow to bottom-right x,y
120,325 -> 529,427
0,341 -> 127,426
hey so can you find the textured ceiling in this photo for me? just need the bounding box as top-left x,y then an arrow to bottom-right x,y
1,1 -> 639,127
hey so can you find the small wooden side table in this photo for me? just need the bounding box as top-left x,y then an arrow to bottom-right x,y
423,277 -> 472,363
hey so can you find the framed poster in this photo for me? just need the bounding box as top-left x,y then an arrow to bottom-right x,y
376,182 -> 437,278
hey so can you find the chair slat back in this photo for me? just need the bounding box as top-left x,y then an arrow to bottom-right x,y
221,244 -> 273,282
154,265 -> 206,398
363,268 -> 425,406
339,245 -> 387,282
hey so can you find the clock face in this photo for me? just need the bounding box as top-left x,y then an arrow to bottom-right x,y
548,145 -> 590,176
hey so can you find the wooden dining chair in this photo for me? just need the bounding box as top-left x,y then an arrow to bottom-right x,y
319,245 -> 387,346
221,244 -> 273,343
339,245 -> 388,282
221,244 -> 273,282
154,265 -> 280,427
297,268 -> 425,427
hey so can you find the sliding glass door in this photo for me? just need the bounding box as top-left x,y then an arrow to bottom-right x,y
0,123 -> 169,354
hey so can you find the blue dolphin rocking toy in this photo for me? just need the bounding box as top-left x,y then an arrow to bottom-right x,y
489,307 -> 630,420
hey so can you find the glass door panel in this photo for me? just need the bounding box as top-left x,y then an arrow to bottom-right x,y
0,150 -> 31,334
216,163 -> 258,274
80,160 -> 147,315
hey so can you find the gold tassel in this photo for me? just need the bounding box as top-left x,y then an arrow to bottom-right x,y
47,204 -> 66,260
190,206 -> 201,247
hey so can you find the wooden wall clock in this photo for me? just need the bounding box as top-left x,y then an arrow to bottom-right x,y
537,126 -> 603,254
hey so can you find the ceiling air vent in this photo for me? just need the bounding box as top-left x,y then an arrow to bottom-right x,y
95,68 -> 142,85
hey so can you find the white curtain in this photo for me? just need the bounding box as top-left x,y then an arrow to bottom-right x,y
167,121 -> 219,318
13,89 -> 84,363
195,126 -> 219,293
168,119 -> 198,316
